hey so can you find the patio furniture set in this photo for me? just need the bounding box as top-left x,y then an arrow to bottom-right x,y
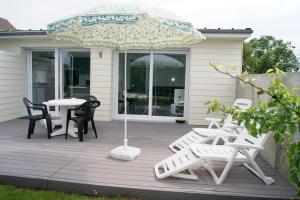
22,96 -> 276,186
23,95 -> 100,142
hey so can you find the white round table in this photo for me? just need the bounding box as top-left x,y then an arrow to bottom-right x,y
47,98 -> 86,137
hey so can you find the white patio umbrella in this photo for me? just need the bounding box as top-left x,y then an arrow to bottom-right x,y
47,2 -> 205,161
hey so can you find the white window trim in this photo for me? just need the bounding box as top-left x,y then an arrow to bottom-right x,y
112,49 -> 190,122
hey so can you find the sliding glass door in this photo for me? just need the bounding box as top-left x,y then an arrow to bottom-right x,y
31,51 -> 55,104
30,49 -> 90,103
116,51 -> 187,119
152,54 -> 186,117
62,50 -> 90,98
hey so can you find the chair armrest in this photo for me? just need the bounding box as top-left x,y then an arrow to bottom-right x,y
30,106 -> 45,116
32,103 -> 47,110
205,118 -> 222,122
226,143 -> 264,150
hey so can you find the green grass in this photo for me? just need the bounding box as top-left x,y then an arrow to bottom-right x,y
0,184 -> 139,200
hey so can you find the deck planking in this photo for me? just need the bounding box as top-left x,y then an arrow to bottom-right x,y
0,119 -> 296,200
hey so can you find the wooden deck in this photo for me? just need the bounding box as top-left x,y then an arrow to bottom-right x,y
0,119 -> 296,199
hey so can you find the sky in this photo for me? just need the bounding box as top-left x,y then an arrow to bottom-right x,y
1,0 -> 300,56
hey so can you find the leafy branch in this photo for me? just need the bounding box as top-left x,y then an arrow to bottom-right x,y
207,63 -> 300,196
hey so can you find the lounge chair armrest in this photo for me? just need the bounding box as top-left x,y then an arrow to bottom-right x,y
205,118 -> 222,122
226,143 -> 264,150
222,124 -> 239,129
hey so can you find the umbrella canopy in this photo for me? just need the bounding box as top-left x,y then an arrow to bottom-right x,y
47,3 -> 205,49
47,2 -> 205,161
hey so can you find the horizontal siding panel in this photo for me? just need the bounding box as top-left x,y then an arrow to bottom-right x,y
0,62 -> 26,69
189,59 -> 242,67
0,112 -> 25,122
90,87 -> 111,94
192,40 -> 242,49
0,79 -> 26,86
91,74 -> 111,82
0,90 -> 26,98
191,48 -> 241,54
91,81 -> 111,88
0,50 -> 27,122
190,83 -> 235,91
190,78 -> 235,85
0,68 -> 26,75
0,73 -> 26,80
91,69 -> 112,76
188,42 -> 242,125
190,54 -> 242,61
0,55 -> 26,63
90,48 -> 113,121
189,96 -> 235,104
0,86 -> 26,92
190,89 -> 236,97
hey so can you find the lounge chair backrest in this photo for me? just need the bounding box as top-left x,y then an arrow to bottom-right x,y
222,99 -> 252,129
233,128 -> 271,159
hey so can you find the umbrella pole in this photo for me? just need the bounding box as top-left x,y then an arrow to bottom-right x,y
124,26 -> 128,148
110,25 -> 141,161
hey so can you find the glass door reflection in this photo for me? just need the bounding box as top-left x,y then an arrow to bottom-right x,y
32,51 -> 55,104
62,50 -> 90,98
118,53 -> 150,115
152,54 -> 186,117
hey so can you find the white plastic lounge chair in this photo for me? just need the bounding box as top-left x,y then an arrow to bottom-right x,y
169,99 -> 252,152
154,128 -> 275,185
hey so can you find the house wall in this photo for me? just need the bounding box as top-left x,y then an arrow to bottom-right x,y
90,48 -> 113,121
188,39 -> 243,125
0,50 -> 27,122
0,37 -> 244,124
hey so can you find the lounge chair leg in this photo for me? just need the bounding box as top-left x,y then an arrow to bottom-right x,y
172,169 -> 198,180
242,150 -> 274,185
203,150 -> 238,185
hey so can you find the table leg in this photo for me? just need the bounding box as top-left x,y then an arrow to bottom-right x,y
51,106 -> 77,137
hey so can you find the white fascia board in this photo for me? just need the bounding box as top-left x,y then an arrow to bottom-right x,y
202,33 -> 252,40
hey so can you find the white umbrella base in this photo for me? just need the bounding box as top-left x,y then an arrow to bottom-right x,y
110,145 -> 141,161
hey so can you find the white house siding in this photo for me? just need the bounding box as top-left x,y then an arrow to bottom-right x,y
0,50 -> 27,122
188,39 -> 243,125
90,48 -> 114,121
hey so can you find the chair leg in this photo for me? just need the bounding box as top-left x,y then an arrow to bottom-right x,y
78,121 -> 83,142
46,119 -> 52,139
27,120 -> 33,139
91,119 -> 97,138
83,121 -> 88,134
65,119 -> 70,139
31,120 -> 36,135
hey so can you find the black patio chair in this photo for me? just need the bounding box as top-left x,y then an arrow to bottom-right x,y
75,95 -> 98,134
22,97 -> 52,139
65,100 -> 100,142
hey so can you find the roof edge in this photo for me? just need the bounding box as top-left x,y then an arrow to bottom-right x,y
0,28 -> 253,37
